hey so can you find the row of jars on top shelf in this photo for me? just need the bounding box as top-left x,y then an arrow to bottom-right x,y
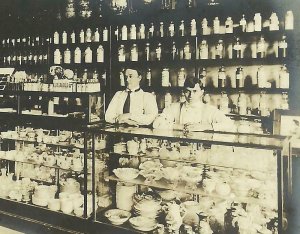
161,91 -> 289,117
117,35 -> 287,62
53,27 -> 109,45
53,46 -> 105,65
114,11 -> 294,40
119,64 -> 289,89
1,36 -> 50,49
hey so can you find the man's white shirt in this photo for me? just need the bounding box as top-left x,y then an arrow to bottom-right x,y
105,89 -> 158,125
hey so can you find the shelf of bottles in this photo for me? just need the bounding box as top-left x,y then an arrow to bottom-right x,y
50,26 -> 109,93
0,35 -> 50,71
0,125 -> 93,219
111,8 -> 293,120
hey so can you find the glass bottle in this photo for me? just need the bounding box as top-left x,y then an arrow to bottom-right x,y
53,31 -> 59,44
178,68 -> 186,87
257,65 -> 265,88
97,45 -> 104,63
71,30 -> 76,43
159,22 -> 164,37
233,37 -> 242,58
145,43 -> 150,61
240,14 -> 247,32
279,64 -> 289,89
183,41 -> 191,60
82,69 -> 88,82
216,39 -> 224,59
92,69 -> 99,81
285,11 -> 294,30
130,43 -> 138,61
225,17 -> 233,34
191,19 -> 197,36
121,25 -> 128,41
169,21 -> 175,37
94,28 -> 100,42
64,48 -> 71,64
86,28 -> 92,42
236,67 -> 244,88
74,47 -> 82,64
148,23 -> 154,38
269,12 -> 279,31
103,27 -> 108,41
179,20 -> 185,36
84,46 -> 93,63
62,31 -> 68,44
213,17 -> 220,34
254,13 -> 262,31
202,18 -> 210,35
54,49 -> 61,64
278,35 -> 287,58
118,45 -> 126,62
79,29 -> 85,43
171,41 -> 177,60
130,24 -> 137,40
257,36 -> 266,58
139,23 -> 145,39
198,67 -> 207,87
155,43 -> 162,60
218,66 -> 226,88
199,40 -> 209,59
162,68 -> 170,87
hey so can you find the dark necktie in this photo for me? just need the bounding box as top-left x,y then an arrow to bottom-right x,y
123,90 -> 132,113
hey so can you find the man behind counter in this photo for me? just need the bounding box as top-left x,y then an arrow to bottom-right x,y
153,76 -> 236,132
105,68 -> 158,126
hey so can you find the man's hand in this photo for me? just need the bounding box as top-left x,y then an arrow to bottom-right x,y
117,114 -> 139,126
117,113 -> 132,123
184,123 -> 213,132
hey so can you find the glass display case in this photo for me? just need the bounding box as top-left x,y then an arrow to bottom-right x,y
0,122 -> 93,233
91,125 -> 291,234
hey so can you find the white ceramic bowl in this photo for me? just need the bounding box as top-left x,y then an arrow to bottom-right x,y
113,168 -> 139,181
104,209 -> 131,225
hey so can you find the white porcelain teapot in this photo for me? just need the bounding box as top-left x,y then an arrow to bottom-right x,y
163,201 -> 186,231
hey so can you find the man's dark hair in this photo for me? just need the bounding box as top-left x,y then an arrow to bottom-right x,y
126,68 -> 142,77
183,76 -> 204,89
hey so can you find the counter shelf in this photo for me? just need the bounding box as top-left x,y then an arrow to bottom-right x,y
89,124 -> 290,233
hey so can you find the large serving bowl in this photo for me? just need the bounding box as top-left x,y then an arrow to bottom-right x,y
113,168 -> 139,181
104,209 -> 131,225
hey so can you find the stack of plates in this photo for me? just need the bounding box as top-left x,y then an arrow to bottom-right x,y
132,193 -> 161,218
129,216 -> 157,232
